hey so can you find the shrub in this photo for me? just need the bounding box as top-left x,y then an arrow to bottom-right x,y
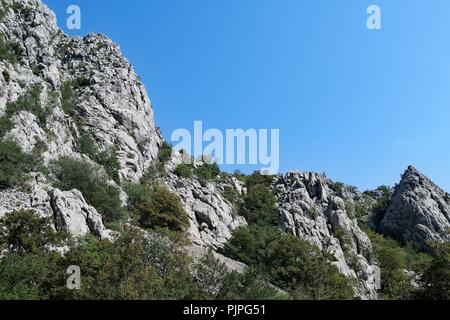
158,142 -> 172,164
2,70 -> 10,82
52,157 -> 124,222
225,226 -> 354,300
418,242 -> 450,300
174,164 -> 193,179
60,80 -> 76,116
225,225 -> 282,267
222,186 -> 240,208
122,182 -> 152,212
239,184 -> 278,226
138,186 -> 189,232
4,84 -> 46,127
331,181 -> 345,196
194,162 -> 221,184
0,115 -> 11,137
370,186 -> 391,227
365,228 -> 422,299
73,76 -> 90,89
0,35 -> 19,64
0,210 -> 64,254
245,171 -> 274,190
218,269 -> 287,300
97,149 -> 121,184
0,140 -> 29,189
79,133 -> 98,158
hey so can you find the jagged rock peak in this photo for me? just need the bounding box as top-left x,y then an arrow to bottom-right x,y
380,166 -> 450,248
1,0 -> 162,182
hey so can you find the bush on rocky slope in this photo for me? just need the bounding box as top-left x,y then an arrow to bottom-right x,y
364,228 -> 432,299
137,186 -> 189,233
225,225 -> 354,300
0,140 -> 30,189
418,242 -> 450,300
0,35 -> 19,64
225,172 -> 355,300
0,213 -> 281,300
51,157 -> 124,222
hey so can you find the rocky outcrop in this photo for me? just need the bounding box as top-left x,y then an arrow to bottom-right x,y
0,175 -> 111,239
0,0 -> 162,182
164,153 -> 247,249
49,188 -> 111,239
273,172 -> 379,299
380,166 -> 450,248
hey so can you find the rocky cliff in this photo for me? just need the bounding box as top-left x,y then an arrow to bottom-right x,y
380,166 -> 450,249
0,0 -> 161,182
273,172 -> 378,299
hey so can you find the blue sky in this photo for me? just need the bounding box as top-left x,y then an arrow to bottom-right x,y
43,0 -> 450,191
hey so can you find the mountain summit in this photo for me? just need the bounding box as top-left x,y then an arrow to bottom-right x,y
380,166 -> 450,248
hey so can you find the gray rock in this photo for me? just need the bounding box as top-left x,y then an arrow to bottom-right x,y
380,166 -> 450,248
273,171 -> 378,300
162,152 -> 247,249
0,0 -> 162,183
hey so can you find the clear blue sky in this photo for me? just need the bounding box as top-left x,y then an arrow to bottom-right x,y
43,0 -> 450,192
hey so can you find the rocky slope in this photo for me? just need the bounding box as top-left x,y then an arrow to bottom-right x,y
380,166 -> 450,249
273,172 -> 378,299
1,0 -> 449,300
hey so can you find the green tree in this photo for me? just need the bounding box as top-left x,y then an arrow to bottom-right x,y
138,186 -> 189,232
174,163 -> 193,179
0,210 -> 64,254
419,242 -> 450,300
52,157 -> 124,222
0,140 -> 29,188
0,211 -> 67,300
365,229 -> 416,299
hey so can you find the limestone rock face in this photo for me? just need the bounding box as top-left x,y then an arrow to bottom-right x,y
380,166 -> 450,248
273,172 -> 378,299
49,188 -> 110,239
0,0 -> 162,183
0,175 -> 111,239
164,160 -> 247,249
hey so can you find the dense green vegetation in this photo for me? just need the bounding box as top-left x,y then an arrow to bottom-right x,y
137,186 -> 189,232
142,142 -> 173,180
368,185 -> 391,227
51,157 -> 123,222
123,180 -> 189,233
0,140 -> 29,189
364,228 -> 433,299
194,162 -> 221,184
222,185 -> 241,209
0,211 -> 282,300
418,242 -> 450,300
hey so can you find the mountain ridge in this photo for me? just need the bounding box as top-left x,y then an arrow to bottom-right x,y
0,0 -> 448,300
